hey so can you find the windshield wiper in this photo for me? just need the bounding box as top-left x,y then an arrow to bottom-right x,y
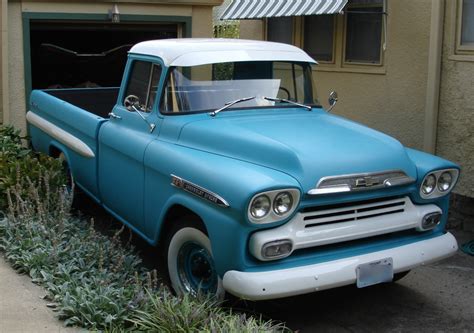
264,96 -> 312,111
208,96 -> 256,117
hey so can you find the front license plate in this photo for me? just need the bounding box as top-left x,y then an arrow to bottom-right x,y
356,258 -> 393,288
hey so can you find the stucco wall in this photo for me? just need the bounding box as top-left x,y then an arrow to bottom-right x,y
3,0 -> 219,132
8,1 -> 26,132
437,1 -> 474,198
239,1 -> 432,151
1,0 -> 9,125
0,7 -> 3,125
314,0 -> 432,150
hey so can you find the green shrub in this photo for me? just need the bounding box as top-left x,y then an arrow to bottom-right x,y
0,125 -> 64,212
0,125 -> 288,332
129,290 -> 285,333
214,22 -> 240,38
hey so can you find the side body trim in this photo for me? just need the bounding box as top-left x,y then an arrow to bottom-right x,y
26,111 -> 95,158
171,174 -> 230,208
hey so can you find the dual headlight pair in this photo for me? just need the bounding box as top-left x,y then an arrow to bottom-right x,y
420,169 -> 459,199
248,189 -> 300,224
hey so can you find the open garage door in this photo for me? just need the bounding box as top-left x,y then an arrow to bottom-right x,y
30,21 -> 178,89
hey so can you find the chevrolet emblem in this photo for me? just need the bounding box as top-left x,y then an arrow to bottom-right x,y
355,176 -> 380,188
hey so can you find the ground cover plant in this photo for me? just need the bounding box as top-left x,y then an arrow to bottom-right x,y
0,125 -> 287,332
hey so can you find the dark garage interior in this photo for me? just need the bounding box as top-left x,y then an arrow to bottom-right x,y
30,21 -> 178,89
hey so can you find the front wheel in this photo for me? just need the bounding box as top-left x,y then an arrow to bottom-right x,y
165,219 -> 225,300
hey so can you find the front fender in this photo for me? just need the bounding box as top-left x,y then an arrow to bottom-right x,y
143,140 -> 302,275
154,192 -> 252,276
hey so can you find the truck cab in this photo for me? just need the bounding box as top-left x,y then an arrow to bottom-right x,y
28,39 -> 459,300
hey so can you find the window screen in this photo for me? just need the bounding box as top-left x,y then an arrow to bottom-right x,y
304,15 -> 335,62
461,0 -> 474,45
345,5 -> 383,64
267,17 -> 294,44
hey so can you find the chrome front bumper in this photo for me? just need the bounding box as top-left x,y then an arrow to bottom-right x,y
223,232 -> 458,300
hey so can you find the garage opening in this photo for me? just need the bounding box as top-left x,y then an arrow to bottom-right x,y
30,21 -> 178,90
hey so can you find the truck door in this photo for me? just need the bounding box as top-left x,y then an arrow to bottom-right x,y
98,58 -> 162,231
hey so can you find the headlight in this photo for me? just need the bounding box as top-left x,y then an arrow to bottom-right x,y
420,169 -> 459,199
421,174 -> 436,195
248,189 -> 300,224
437,172 -> 453,192
273,192 -> 293,215
250,195 -> 271,219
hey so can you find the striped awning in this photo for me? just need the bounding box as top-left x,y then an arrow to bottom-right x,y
220,0 -> 348,20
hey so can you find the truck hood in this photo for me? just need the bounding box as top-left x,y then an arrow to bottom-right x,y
177,111 -> 417,193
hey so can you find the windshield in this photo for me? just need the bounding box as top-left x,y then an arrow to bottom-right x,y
160,61 -> 319,114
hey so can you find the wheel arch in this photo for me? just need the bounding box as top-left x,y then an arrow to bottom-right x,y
157,203 -> 208,248
48,141 -> 72,164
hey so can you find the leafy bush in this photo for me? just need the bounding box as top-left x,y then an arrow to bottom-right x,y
130,290 -> 284,332
214,22 -> 240,38
0,125 -> 287,332
0,125 -> 64,212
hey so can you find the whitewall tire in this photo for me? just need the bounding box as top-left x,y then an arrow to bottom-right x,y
166,225 -> 225,300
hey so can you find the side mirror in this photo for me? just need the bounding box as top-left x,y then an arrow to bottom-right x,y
327,91 -> 338,112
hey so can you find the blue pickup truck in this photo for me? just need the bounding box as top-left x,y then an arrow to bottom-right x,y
27,38 -> 459,300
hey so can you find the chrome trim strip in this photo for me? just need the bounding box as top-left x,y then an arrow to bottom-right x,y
308,170 -> 415,195
171,174 -> 230,208
26,111 -> 95,159
307,185 -> 351,195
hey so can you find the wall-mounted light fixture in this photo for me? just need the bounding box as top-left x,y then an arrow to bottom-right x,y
109,4 -> 120,23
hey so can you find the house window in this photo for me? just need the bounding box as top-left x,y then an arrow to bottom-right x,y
344,0 -> 383,64
303,15 -> 335,62
267,17 -> 294,44
461,0 -> 474,46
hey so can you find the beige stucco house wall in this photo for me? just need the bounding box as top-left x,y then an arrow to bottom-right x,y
437,0 -> 474,199
0,0 -> 221,131
240,0 -> 432,150
239,0 -> 473,204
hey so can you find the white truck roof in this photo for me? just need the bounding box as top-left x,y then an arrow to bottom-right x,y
130,38 -> 317,67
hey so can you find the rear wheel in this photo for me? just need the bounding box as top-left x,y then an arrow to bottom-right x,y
58,152 -> 78,206
165,217 -> 225,300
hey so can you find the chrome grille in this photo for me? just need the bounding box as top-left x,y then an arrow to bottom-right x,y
302,197 -> 407,228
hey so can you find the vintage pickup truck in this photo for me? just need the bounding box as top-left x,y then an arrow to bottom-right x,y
27,38 -> 459,300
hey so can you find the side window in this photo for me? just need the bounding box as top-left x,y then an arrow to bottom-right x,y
273,62 -> 305,102
123,61 -> 162,113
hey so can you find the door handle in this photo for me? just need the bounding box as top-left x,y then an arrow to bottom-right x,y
108,112 -> 122,120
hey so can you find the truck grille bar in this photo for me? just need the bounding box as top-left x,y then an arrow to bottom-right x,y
303,197 -> 407,228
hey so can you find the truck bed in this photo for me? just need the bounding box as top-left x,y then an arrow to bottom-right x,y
46,88 -> 119,118
28,88 -> 117,201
